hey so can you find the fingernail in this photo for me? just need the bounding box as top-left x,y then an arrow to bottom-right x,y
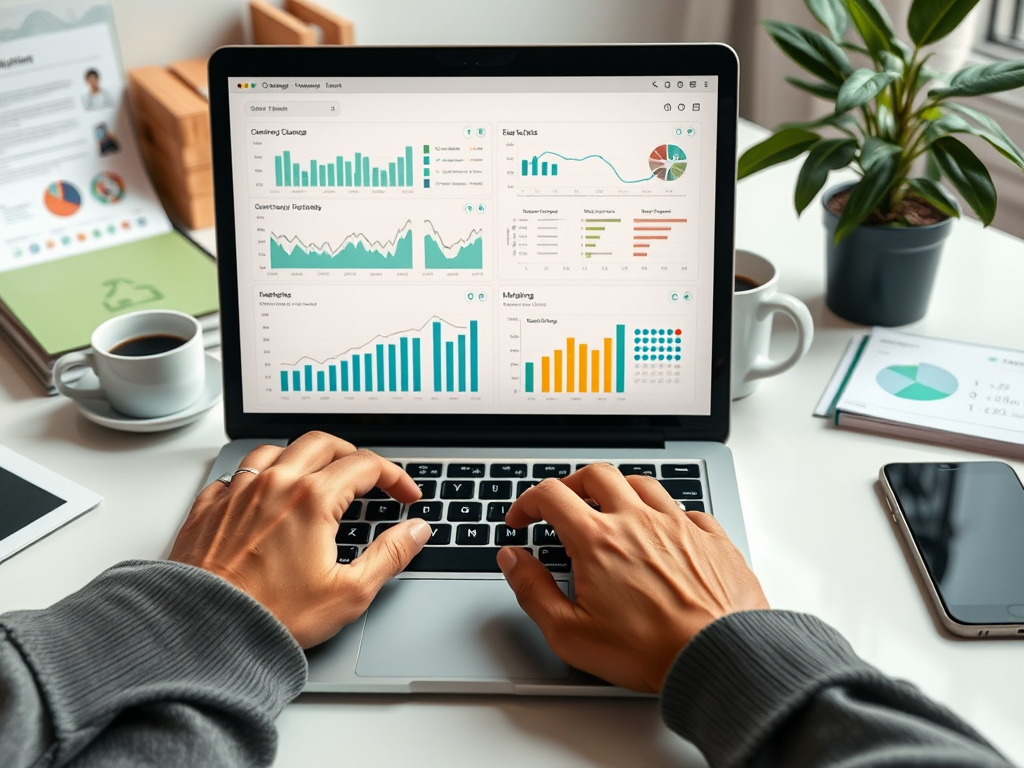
496,547 -> 518,576
409,519 -> 431,546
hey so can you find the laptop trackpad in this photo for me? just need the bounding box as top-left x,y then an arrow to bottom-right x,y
355,579 -> 571,680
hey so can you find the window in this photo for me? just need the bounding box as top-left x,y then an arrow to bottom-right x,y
985,0 -> 1024,53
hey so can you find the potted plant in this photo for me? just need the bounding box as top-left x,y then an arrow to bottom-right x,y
739,0 -> 1024,326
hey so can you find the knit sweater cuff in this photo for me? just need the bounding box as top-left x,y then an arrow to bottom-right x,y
0,560 -> 307,759
660,610 -> 876,768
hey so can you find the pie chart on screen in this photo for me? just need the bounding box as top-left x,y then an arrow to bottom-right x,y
44,181 -> 82,217
876,363 -> 958,401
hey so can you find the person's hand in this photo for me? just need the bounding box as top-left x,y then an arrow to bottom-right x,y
169,432 -> 430,648
498,464 -> 768,693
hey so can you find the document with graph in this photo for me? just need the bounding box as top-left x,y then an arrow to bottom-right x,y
817,328 -> 1024,458
230,74 -> 720,416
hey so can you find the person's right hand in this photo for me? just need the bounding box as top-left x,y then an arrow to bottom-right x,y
498,464 -> 769,693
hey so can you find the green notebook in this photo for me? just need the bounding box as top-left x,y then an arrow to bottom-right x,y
0,231 -> 218,380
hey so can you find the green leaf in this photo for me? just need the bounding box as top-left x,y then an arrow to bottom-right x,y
944,102 -> 1024,171
907,177 -> 961,218
842,0 -> 899,57
925,151 -> 942,180
836,68 -> 896,113
908,0 -> 981,46
739,129 -> 821,179
785,76 -> 841,100
762,20 -> 853,86
920,105 -> 943,121
795,138 -> 859,214
929,60 -> 1024,98
807,0 -> 849,40
839,41 -> 871,55
930,135 -> 997,225
879,50 -> 904,77
859,136 -> 902,170
779,112 -> 861,136
876,103 -> 896,138
834,153 -> 899,242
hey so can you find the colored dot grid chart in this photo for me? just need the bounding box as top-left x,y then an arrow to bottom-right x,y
634,327 -> 683,361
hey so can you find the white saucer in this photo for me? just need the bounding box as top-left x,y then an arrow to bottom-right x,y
73,354 -> 222,433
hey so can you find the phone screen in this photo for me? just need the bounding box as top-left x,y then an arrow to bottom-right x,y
0,466 -> 65,541
884,462 -> 1024,625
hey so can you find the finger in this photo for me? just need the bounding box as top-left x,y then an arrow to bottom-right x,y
625,475 -> 682,515
345,519 -> 431,599
685,510 -> 727,536
269,431 -> 359,475
220,444 -> 285,495
313,449 -> 422,519
497,547 -> 576,640
192,444 -> 284,508
560,463 -> 642,511
504,478 -> 593,549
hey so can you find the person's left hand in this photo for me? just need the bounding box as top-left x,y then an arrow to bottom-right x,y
169,432 -> 429,648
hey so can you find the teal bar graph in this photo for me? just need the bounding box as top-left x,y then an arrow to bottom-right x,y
327,165 -> 335,186
301,171 -> 309,186
524,362 -> 534,393
362,157 -> 370,187
283,151 -> 292,186
318,165 -> 327,187
273,147 -> 417,188
405,146 -> 413,187
616,324 -> 625,393
354,153 -> 362,186
311,160 -> 318,187
275,156 -> 283,186
278,319 -> 479,396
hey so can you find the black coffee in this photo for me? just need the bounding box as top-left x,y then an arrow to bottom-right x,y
110,334 -> 187,357
734,275 -> 761,293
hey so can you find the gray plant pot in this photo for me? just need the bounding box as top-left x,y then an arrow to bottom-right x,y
821,183 -> 956,326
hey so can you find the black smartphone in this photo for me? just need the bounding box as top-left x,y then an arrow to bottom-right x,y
880,461 -> 1024,639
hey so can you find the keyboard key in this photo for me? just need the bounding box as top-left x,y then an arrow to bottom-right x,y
360,487 -> 389,500
517,480 -> 540,497
440,480 -> 475,499
414,480 -> 437,498
479,481 -> 513,500
486,502 -> 512,522
448,463 -> 485,478
456,524 -> 490,545
539,547 -> 571,573
495,525 -> 527,545
490,463 -> 527,478
426,523 -> 452,545
390,461 -> 403,469
619,464 -> 657,477
336,545 -> 359,564
405,547 -> 508,573
408,501 -> 443,521
661,464 -> 701,478
374,522 -> 398,539
659,479 -> 703,499
336,523 -> 370,545
341,501 -> 363,521
365,501 -> 402,521
408,463 -> 442,478
575,463 -> 590,471
533,525 -> 562,546
680,500 -> 706,512
447,502 -> 482,522
533,463 -> 570,478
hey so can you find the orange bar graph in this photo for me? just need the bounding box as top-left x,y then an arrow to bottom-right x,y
541,356 -> 550,393
554,350 -> 563,392
603,338 -> 612,392
566,338 -> 575,393
592,350 -> 600,392
579,343 -> 588,392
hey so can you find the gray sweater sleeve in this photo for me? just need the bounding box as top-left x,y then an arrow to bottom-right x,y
661,610 -> 1014,768
0,560 -> 307,768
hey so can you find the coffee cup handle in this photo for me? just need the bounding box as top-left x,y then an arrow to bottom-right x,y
747,293 -> 814,381
54,350 -> 106,401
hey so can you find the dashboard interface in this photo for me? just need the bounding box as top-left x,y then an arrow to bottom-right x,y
228,75 -> 720,416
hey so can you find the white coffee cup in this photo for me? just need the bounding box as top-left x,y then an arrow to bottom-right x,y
54,310 -> 205,418
732,250 -> 814,399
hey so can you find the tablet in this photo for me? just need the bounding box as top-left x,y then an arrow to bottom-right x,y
0,445 -> 102,564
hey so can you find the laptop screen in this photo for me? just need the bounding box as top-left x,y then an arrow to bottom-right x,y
224,69 -> 722,420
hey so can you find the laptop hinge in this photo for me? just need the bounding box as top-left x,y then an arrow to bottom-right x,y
278,428 -> 667,450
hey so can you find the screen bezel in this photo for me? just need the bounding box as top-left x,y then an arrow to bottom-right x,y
209,45 -> 738,447
883,461 -> 1024,628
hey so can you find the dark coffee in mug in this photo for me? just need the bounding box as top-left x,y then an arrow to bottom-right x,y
110,334 -> 188,357
734,275 -> 761,293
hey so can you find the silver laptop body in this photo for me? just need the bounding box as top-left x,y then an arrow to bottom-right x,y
206,43 -> 745,695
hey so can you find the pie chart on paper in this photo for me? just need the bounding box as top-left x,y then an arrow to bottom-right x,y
876,363 -> 958,401
44,181 -> 82,217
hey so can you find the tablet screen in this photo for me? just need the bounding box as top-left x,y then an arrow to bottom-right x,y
0,466 -> 65,540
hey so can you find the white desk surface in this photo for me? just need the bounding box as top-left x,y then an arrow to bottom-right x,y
1,120 -> 1022,767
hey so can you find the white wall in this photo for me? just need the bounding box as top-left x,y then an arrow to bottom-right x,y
107,0 -> 687,70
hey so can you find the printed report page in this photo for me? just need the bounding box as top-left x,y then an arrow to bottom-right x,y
228,76 -> 719,415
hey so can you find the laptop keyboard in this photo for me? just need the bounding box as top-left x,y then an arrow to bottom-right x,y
335,460 -> 708,573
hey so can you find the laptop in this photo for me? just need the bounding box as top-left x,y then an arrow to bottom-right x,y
206,43 -> 746,694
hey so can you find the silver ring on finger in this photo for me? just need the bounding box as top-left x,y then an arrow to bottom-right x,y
231,467 -> 262,480
216,472 -> 234,487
